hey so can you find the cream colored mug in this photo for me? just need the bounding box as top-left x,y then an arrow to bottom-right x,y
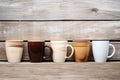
5,40 -> 24,63
51,41 -> 74,63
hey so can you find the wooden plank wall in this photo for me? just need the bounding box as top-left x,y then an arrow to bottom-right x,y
0,21 -> 120,40
0,63 -> 120,79
0,0 -> 120,20
0,0 -> 120,61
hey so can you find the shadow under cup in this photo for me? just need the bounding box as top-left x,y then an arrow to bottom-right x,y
28,42 -> 52,62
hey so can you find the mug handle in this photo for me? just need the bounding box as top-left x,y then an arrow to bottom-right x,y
43,45 -> 53,59
107,44 -> 116,58
65,44 -> 74,59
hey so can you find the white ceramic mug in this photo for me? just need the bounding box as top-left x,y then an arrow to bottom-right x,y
92,41 -> 115,62
5,40 -> 24,63
51,41 -> 74,63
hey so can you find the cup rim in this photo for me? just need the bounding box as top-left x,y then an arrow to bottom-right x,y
92,40 -> 109,42
51,41 -> 68,44
6,40 -> 23,42
92,40 -> 109,41
28,40 -> 44,42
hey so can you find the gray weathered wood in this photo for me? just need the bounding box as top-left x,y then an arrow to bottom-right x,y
0,21 -> 120,40
0,62 -> 119,80
0,42 -> 120,61
0,0 -> 120,20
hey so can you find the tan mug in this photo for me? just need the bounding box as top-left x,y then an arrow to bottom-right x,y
5,40 -> 24,63
51,41 -> 74,63
72,41 -> 90,62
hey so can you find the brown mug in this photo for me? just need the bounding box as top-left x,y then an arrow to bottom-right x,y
72,41 -> 90,62
28,41 -> 52,62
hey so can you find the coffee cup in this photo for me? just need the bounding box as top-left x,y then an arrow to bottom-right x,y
28,41 -> 52,62
5,40 -> 24,63
72,41 -> 90,62
51,41 -> 74,63
92,41 -> 115,62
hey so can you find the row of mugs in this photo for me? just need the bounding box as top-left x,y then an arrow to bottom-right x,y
5,40 -> 116,63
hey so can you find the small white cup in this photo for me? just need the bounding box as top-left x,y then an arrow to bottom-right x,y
5,40 -> 24,63
51,41 -> 74,63
92,41 -> 115,62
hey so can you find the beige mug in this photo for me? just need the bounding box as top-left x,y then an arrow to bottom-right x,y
51,41 -> 74,63
5,40 -> 24,63
72,41 -> 90,62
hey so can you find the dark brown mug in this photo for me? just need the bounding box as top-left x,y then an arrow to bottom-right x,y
28,41 -> 52,62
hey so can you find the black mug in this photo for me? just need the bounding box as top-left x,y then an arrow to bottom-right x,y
28,41 -> 52,62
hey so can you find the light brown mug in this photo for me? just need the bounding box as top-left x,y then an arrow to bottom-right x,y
72,41 -> 90,62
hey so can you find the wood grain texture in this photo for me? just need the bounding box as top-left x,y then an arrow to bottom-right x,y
0,62 -> 119,80
0,42 -> 120,61
0,0 -> 120,20
0,21 -> 120,40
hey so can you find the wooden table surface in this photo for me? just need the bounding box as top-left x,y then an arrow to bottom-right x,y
0,62 -> 120,80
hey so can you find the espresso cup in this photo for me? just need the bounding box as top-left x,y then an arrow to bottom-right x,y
72,41 -> 90,62
5,40 -> 24,63
28,41 -> 52,62
92,41 -> 115,62
51,41 -> 74,63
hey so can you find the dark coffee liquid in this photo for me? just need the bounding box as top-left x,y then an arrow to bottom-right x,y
28,42 -> 45,62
